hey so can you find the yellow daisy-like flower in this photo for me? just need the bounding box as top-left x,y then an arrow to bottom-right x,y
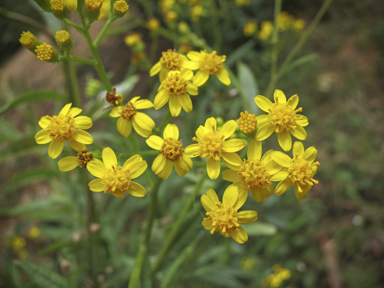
146,124 -> 193,179
35,103 -> 93,159
272,141 -> 320,200
201,185 -> 258,244
87,147 -> 148,198
185,117 -> 245,179
150,49 -> 197,82
222,140 -> 285,202
109,96 -> 155,138
255,89 -> 309,151
154,70 -> 198,117
187,50 -> 231,87
58,142 -> 94,172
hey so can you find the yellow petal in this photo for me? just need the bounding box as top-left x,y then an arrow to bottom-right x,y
89,178 -> 104,192
169,95 -> 182,117
159,68 -> 169,82
182,60 -> 199,70
254,95 -> 273,112
251,187 -> 269,202
109,106 -> 122,118
163,123 -> 179,139
179,154 -> 193,171
278,131 -> 292,152
223,184 -> 239,206
247,139 -> 262,160
187,51 -> 201,61
274,89 -> 287,103
48,140 -> 64,159
222,169 -> 240,182
228,226 -> 248,244
207,188 -> 220,205
296,115 -> 309,127
270,169 -> 289,181
149,61 -> 162,76
222,152 -> 242,170
38,117 -> 50,129
216,68 -> 231,86
218,120 -> 236,139
222,139 -> 245,153
180,68 -> 194,80
152,153 -> 166,174
238,210 -> 258,224
174,159 -> 188,176
69,140 -> 86,151
129,161 -> 147,179
184,144 -> 200,157
290,124 -> 307,140
134,112 -> 155,131
187,83 -> 198,95
196,125 -> 207,139
66,0 -> 77,11
146,135 -> 164,150
272,151 -> 292,168
202,219 -> 213,230
288,94 -> 299,109
127,181 -> 147,197
123,155 -> 142,169
256,114 -> 269,127
292,141 -> 304,156
275,179 -> 292,196
74,116 -> 92,130
179,93 -> 193,113
74,130 -> 93,144
201,194 -> 215,212
132,119 -> 152,138
303,146 -> 317,163
158,159 -> 173,179
58,156 -> 78,171
154,89 -> 170,109
102,147 -> 117,169
207,158 -> 220,179
294,184 -> 311,200
68,107 -> 82,117
193,70 -> 210,87
134,99 -> 154,110
265,159 -> 282,175
255,124 -> 275,141
204,117 -> 216,132
87,159 -> 106,178
35,129 -> 52,144
117,117 -> 132,138
233,187 -> 247,210
59,103 -> 72,115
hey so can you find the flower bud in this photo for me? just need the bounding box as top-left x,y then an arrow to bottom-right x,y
19,31 -> 42,54
55,30 -> 73,51
114,0 -> 129,17
35,42 -> 60,63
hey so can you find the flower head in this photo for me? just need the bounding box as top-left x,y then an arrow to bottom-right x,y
201,185 -> 258,244
35,103 -> 93,159
258,21 -> 273,41
255,89 -> 309,151
185,117 -> 245,179
222,140 -> 284,202
187,50 -> 230,86
105,88 -> 123,106
85,0 -> 103,11
114,0 -> 129,15
20,31 -> 39,49
35,42 -> 58,62
51,0 -> 66,12
244,19 -> 257,37
147,18 -> 160,31
272,141 -> 320,200
237,111 -> 257,135
154,70 -> 198,117
146,124 -> 193,179
109,96 -> 155,138
150,49 -> 197,82
87,148 -> 148,198
124,33 -> 142,47
165,10 -> 178,23
55,30 -> 71,44
58,142 -> 95,172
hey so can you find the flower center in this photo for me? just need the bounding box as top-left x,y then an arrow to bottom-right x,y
101,165 -> 131,197
121,102 -> 136,120
198,50 -> 225,75
268,98 -> 303,133
55,30 -> 71,44
238,111 -> 257,134
160,49 -> 183,70
51,0 -> 66,12
288,154 -> 320,192
162,73 -> 188,96
205,203 -> 240,237
77,150 -> 93,168
161,138 -> 184,161
46,114 -> 76,142
193,130 -> 224,161
238,159 -> 271,191
35,43 -> 54,61
85,0 -> 103,11
20,31 -> 34,48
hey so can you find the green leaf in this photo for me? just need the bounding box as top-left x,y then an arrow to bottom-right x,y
237,62 -> 259,113
14,260 -> 67,288
226,39 -> 256,67
284,53 -> 318,74
0,119 -> 21,141
243,222 -> 277,236
38,240 -> 74,256
0,136 -> 40,162
0,91 -> 68,116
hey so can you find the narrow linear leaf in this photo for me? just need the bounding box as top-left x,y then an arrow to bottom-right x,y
284,53 -> 318,74
226,39 -> 256,67
243,222 -> 277,236
238,62 -> 259,113
0,136 -> 40,162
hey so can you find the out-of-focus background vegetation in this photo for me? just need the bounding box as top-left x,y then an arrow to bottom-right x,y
1,0 -> 384,287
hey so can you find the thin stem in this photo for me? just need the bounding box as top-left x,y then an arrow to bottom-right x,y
153,111 -> 172,135
59,55 -> 97,65
152,172 -> 207,273
67,52 -> 82,107
91,142 -> 105,150
94,16 -> 115,47
211,2 -> 222,52
128,178 -> 163,288
63,18 -> 85,33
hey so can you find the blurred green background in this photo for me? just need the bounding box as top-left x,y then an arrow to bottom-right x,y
1,0 -> 384,287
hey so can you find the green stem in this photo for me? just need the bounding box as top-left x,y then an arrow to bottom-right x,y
128,178 -> 163,288
59,55 -> 97,65
63,18 -> 84,33
91,142 -> 105,150
149,33 -> 159,64
67,52 -> 82,107
265,0 -> 333,97
138,0 -> 153,18
94,16 -> 115,47
153,111 -> 172,135
211,2 -> 222,52
152,172 -> 207,273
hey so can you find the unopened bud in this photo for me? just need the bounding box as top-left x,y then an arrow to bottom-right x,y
114,0 -> 129,17
55,30 -> 73,51
35,43 -> 60,63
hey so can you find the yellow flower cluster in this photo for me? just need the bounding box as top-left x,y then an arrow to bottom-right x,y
261,265 -> 291,287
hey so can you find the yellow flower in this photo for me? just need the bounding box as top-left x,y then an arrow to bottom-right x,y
277,12 -> 294,32
114,0 -> 129,15
255,89 -> 308,151
66,0 -> 77,11
146,124 -> 193,179
185,117 -> 245,179
244,19 -> 257,37
85,0 -> 103,11
293,19 -> 305,31
272,141 -> 320,200
51,0 -> 66,12
105,88 -> 123,106
147,18 -> 160,31
187,50 -> 231,86
191,4 -> 203,22
237,111 -> 257,135
165,10 -> 178,23
109,96 -> 155,138
262,264 -> 291,287
201,185 -> 258,244
35,42 -> 58,62
55,30 -> 71,45
35,103 -> 93,159
19,31 -> 39,50
58,142 -> 95,172
222,140 -> 285,202
150,49 -> 197,82
258,21 -> 273,41
154,70 -> 198,117
160,0 -> 175,12
124,33 -> 141,47
28,227 -> 40,239
235,0 -> 250,6
87,147 -> 148,198
99,0 -> 111,19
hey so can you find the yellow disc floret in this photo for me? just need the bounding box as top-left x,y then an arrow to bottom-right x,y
77,150 -> 94,168
114,0 -> 129,14
85,0 -> 103,11
55,30 -> 71,44
238,159 -> 271,191
198,50 -> 226,75
237,111 -> 257,134
161,138 -> 183,161
19,31 -> 35,48
101,166 -> 131,197
120,102 -> 136,120
160,49 -> 183,70
50,0 -> 66,12
162,73 -> 188,96
46,114 -> 76,141
205,203 -> 240,237
193,129 -> 224,161
288,154 -> 319,193
268,97 -> 303,133
35,43 -> 54,61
